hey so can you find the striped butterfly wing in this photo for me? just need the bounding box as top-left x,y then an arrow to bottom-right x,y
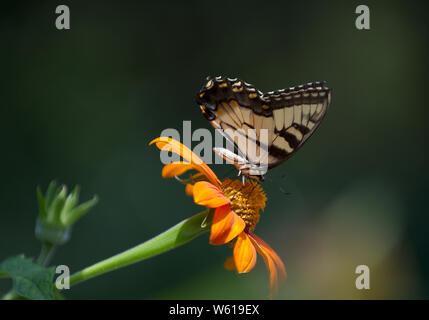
195,76 -> 331,174
263,81 -> 331,169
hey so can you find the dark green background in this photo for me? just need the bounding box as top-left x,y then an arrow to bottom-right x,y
1,1 -> 428,299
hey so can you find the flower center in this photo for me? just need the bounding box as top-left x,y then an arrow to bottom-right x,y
220,178 -> 267,232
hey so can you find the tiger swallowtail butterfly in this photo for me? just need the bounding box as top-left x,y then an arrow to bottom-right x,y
195,76 -> 331,182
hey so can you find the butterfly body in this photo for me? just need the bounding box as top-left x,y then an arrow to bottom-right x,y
196,76 -> 331,181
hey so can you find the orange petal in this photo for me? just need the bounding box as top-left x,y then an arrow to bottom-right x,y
210,205 -> 245,245
162,162 -> 194,178
248,232 -> 286,298
234,232 -> 257,273
193,181 -> 230,208
150,137 -> 220,186
223,256 -> 236,271
185,184 -> 194,197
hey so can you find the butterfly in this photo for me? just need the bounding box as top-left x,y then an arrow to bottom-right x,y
195,76 -> 331,182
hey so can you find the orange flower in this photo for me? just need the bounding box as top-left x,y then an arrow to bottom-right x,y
150,137 -> 286,296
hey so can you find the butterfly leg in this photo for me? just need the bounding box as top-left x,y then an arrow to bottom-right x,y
236,170 -> 246,185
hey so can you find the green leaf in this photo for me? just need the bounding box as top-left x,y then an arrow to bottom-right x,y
0,255 -> 55,300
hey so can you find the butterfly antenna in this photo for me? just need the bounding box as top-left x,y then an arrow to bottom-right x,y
263,173 -> 291,196
279,186 -> 291,196
264,175 -> 274,184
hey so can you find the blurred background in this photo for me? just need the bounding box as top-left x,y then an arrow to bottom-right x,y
0,0 -> 428,299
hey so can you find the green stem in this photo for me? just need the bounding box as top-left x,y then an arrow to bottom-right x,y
37,242 -> 56,266
68,210 -> 211,288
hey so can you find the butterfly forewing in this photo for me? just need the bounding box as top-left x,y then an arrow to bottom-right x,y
196,76 -> 331,177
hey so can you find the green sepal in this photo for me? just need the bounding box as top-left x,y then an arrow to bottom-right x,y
44,181 -> 59,208
35,181 -> 98,245
61,196 -> 98,227
47,186 -> 67,225
36,187 -> 47,219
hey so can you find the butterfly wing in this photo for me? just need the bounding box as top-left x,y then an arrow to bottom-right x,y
196,76 -> 273,166
266,81 -> 331,168
196,76 -> 331,173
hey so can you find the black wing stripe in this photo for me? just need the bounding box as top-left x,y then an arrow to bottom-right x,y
269,145 -> 289,160
275,128 -> 300,149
